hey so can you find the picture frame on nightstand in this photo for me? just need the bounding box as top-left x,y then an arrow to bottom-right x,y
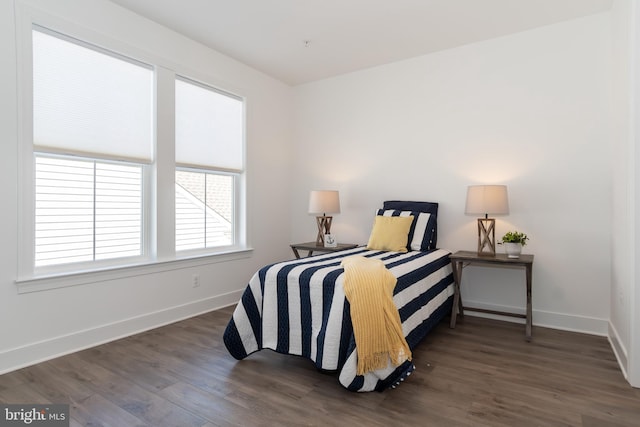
324,234 -> 337,247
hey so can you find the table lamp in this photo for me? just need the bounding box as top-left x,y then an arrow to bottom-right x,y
308,190 -> 340,246
465,185 -> 509,256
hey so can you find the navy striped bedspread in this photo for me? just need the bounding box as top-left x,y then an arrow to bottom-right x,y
223,247 -> 454,392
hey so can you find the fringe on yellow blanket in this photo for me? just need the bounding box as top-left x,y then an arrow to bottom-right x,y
341,256 -> 412,375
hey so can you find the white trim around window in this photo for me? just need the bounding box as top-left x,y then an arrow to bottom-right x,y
15,5 -> 250,290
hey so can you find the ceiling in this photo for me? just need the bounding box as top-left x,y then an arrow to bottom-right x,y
109,0 -> 612,86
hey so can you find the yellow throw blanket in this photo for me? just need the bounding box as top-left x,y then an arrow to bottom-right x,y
341,256 -> 412,375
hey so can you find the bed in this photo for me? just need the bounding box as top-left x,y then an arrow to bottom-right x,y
223,201 -> 454,392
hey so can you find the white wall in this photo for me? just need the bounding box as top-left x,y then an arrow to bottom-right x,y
609,0 -> 634,384
292,13 -> 612,335
0,0 -> 294,373
627,0 -> 640,390
1,0 -> 630,384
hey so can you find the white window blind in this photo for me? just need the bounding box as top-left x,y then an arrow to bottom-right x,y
175,77 -> 243,253
31,26 -> 149,270
32,27 -> 153,162
35,155 -> 143,267
175,77 -> 243,171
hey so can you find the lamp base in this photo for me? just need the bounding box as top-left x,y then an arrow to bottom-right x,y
315,216 -> 333,246
477,218 -> 496,256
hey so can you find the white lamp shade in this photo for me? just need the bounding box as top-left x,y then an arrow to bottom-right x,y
308,190 -> 340,214
465,185 -> 509,216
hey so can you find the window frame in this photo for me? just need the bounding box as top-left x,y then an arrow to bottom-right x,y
33,152 -> 151,272
15,7 -> 250,291
175,167 -> 241,254
174,75 -> 246,256
24,24 -> 155,278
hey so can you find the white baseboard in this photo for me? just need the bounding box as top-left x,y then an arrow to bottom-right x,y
462,299 -> 609,336
608,321 -> 629,381
0,290 -> 243,375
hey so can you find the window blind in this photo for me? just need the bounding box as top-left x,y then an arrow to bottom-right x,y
175,77 -> 243,171
32,27 -> 153,162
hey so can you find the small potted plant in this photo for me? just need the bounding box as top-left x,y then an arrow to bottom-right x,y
499,231 -> 529,259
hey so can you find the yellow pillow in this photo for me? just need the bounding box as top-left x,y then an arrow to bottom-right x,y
366,215 -> 414,252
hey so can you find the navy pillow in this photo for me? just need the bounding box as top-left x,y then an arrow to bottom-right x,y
382,201 -> 438,250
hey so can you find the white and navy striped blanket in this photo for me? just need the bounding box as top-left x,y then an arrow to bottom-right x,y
223,247 -> 454,392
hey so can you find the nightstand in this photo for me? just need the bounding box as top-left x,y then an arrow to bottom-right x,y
449,250 -> 534,341
290,242 -> 359,259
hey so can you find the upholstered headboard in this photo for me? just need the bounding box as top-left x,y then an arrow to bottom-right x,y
381,200 -> 439,250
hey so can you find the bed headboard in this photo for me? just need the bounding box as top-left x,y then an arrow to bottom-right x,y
382,200 -> 439,250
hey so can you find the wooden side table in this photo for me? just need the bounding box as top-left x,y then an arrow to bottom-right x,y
449,250 -> 534,341
290,242 -> 359,259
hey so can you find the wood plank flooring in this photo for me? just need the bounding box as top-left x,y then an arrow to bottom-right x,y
0,306 -> 638,426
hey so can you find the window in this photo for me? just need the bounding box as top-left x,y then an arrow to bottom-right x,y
175,77 -> 244,252
35,155 -> 143,267
175,170 -> 234,250
31,27 -> 152,271
20,22 -> 247,283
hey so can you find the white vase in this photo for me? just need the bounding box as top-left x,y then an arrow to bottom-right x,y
503,242 -> 522,258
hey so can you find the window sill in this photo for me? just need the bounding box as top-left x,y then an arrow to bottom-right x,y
15,247 -> 254,294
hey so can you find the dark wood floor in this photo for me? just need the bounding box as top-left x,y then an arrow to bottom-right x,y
1,306 -> 638,426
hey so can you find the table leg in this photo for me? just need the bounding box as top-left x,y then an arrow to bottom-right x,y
450,260 -> 463,328
457,263 -> 465,319
525,264 -> 533,341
